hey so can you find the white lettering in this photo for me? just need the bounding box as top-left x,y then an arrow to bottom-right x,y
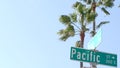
87,53 -> 89,61
90,52 -> 93,61
82,53 -> 86,60
96,55 -> 100,63
71,48 -> 102,63
77,52 -> 81,59
93,54 -> 96,62
71,48 -> 76,58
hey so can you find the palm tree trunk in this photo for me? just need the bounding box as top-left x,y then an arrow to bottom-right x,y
91,1 -> 97,68
80,30 -> 85,68
92,2 -> 96,36
80,62 -> 83,68
93,20 -> 96,36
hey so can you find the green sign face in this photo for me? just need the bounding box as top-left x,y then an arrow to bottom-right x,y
70,47 -> 117,67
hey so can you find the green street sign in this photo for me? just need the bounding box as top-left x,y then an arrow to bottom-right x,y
70,47 -> 117,67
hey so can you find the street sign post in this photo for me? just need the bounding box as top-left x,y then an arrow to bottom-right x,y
70,47 -> 117,67
87,28 -> 102,49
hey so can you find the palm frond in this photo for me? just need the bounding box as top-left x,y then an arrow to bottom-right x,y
59,15 -> 71,25
59,34 -> 70,41
70,13 -> 77,22
97,21 -> 109,28
86,12 -> 98,23
102,0 -> 114,8
96,1 -> 102,7
119,4 -> 120,7
66,25 -> 75,36
58,25 -> 75,41
101,7 -> 110,15
83,0 -> 92,4
77,3 -> 86,14
57,29 -> 64,35
73,1 -> 81,8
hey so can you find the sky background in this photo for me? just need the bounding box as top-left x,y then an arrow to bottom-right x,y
0,0 -> 119,68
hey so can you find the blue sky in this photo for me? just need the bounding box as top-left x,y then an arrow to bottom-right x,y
0,0 -> 119,68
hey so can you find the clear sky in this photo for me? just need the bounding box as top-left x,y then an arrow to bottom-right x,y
0,0 -> 119,68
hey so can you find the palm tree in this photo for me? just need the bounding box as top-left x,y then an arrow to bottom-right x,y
80,0 -> 114,68
58,1 -> 96,68
82,0 -> 114,36
58,0 -> 114,68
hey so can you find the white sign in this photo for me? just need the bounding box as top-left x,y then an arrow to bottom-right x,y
87,28 -> 102,49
